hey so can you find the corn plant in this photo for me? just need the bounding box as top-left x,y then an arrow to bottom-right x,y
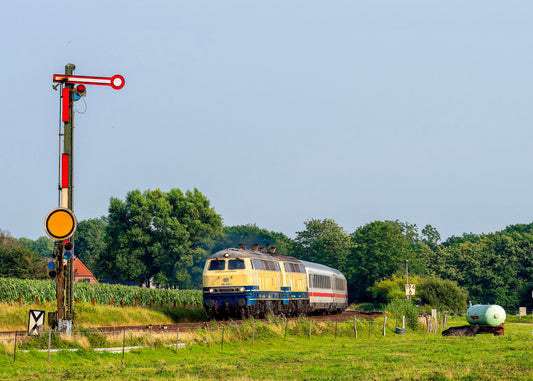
0,277 -> 201,306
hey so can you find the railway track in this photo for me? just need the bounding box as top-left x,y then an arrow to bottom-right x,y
0,311 -> 383,336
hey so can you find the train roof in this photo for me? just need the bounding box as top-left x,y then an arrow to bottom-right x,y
209,248 -> 303,263
300,260 -> 345,277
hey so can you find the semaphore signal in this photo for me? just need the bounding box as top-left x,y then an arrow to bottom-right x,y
47,64 -> 124,334
53,74 -> 125,89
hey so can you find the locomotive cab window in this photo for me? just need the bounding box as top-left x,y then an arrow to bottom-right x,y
228,259 -> 245,270
208,260 -> 225,271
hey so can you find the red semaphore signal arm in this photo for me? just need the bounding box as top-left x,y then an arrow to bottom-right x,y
53,74 -> 125,89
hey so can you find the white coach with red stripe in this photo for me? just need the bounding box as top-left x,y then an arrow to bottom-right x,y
301,260 -> 348,313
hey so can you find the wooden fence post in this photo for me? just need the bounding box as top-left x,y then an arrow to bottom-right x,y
149,299 -> 152,309
383,316 -> 387,336
252,321 -> 256,345
48,330 -> 51,362
135,299 -> 138,308
353,315 -> 357,339
13,332 -> 17,362
176,328 -> 180,353
92,298 -> 95,307
122,329 -> 125,360
36,296 -> 39,305
111,298 -> 114,307
18,295 -> 21,306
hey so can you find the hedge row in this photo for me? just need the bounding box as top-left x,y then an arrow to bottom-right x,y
0,278 -> 202,306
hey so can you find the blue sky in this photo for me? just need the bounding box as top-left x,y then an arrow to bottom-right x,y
2,1 -> 533,241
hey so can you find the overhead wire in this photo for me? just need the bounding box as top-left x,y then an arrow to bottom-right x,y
75,97 -> 87,114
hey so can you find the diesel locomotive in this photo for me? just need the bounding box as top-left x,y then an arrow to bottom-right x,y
202,245 -> 348,319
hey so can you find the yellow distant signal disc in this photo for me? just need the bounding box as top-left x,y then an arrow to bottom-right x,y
44,208 -> 77,240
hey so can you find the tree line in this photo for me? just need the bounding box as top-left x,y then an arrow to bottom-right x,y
2,187 -> 533,310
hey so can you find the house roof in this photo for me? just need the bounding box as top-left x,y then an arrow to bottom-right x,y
73,257 -> 98,282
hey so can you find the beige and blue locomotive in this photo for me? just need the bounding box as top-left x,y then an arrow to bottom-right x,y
202,245 -> 348,318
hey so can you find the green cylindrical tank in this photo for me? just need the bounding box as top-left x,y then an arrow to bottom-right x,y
466,304 -> 506,327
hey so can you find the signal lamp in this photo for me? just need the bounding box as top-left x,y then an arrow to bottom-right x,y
73,84 -> 86,101
63,241 -> 73,260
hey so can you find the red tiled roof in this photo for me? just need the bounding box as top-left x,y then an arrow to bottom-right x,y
73,257 -> 98,283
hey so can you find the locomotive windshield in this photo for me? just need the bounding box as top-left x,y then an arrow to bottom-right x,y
228,259 -> 245,270
208,260 -> 225,271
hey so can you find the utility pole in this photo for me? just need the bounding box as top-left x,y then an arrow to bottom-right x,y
405,260 -> 409,300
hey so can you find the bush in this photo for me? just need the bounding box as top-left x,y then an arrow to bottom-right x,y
384,299 -> 419,330
355,303 -> 380,311
371,275 -> 468,313
418,277 -> 467,312
370,274 -> 422,304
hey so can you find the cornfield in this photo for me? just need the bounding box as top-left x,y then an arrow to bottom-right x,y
0,278 -> 202,306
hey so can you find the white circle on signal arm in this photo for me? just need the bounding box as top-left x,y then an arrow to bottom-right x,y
113,77 -> 123,87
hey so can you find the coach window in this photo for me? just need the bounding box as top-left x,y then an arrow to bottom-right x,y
208,260 -> 225,271
228,259 -> 245,270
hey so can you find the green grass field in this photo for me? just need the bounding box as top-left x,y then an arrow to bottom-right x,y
1,314 -> 532,380
0,301 -> 207,331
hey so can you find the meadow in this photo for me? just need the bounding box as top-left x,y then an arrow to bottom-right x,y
0,311 -> 531,380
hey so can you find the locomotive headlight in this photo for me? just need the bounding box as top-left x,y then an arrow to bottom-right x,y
239,287 -> 245,292
209,288 -> 215,293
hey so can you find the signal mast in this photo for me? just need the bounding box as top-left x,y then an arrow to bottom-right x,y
44,64 -> 124,333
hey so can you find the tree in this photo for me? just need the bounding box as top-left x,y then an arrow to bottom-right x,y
100,188 -> 222,289
18,236 -> 54,257
74,217 -> 107,280
430,229 -> 533,309
0,230 -> 47,279
292,218 -> 352,273
421,224 -> 441,248
347,221 -> 419,302
213,224 -> 293,254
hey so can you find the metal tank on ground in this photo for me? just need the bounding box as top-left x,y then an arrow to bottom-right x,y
466,304 -> 506,327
